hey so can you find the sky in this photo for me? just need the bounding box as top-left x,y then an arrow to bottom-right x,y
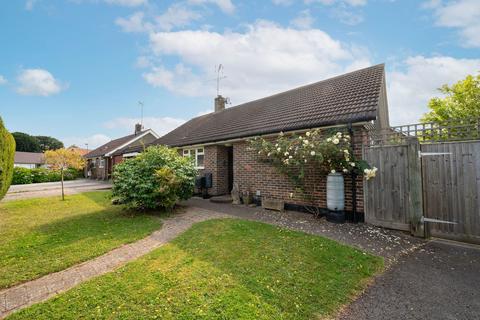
0,0 -> 479,148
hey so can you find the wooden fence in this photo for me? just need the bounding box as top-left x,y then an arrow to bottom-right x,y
363,121 -> 480,244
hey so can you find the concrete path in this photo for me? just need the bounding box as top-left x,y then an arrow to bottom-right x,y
3,179 -> 112,202
0,207 -> 228,319
338,240 -> 480,320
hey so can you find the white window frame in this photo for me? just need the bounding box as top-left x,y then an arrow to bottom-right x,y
183,147 -> 205,169
99,158 -> 105,168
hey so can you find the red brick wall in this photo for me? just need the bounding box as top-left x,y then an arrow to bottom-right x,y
233,127 -> 366,212
113,155 -> 123,165
180,145 -> 230,196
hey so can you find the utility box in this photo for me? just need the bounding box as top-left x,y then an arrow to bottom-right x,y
204,173 -> 213,189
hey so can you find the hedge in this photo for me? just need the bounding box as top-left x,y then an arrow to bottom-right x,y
0,117 -> 15,200
12,167 -> 82,185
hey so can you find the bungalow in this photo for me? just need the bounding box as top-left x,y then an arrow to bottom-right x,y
84,124 -> 159,180
120,64 -> 389,216
14,152 -> 45,169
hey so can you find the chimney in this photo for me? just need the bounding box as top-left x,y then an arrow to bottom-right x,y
135,123 -> 143,135
214,95 -> 226,112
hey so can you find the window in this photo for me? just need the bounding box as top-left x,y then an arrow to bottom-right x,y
183,147 -> 205,169
91,159 -> 96,168
99,159 -> 105,168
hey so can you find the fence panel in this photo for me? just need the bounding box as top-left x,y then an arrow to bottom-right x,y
422,141 -> 480,244
363,144 -> 411,231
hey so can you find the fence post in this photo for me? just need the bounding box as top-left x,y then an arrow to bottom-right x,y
406,137 -> 425,237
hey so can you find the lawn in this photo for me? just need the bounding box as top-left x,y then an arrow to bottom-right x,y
9,219 -> 383,320
0,191 -> 163,289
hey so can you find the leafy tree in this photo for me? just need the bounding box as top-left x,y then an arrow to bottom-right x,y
12,132 -> 41,152
36,136 -> 64,151
45,149 -> 85,200
0,117 -> 15,200
112,145 -> 197,211
422,73 -> 480,124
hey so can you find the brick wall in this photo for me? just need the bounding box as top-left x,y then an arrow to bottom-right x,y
233,127 -> 367,212
181,145 -> 230,196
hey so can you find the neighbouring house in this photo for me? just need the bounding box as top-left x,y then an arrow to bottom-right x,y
14,152 -> 46,169
67,146 -> 89,156
119,64 -> 389,216
84,124 -> 159,180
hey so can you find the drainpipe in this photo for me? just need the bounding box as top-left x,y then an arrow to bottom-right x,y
348,123 -> 358,223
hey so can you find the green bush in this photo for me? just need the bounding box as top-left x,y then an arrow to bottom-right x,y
12,167 -> 81,185
12,167 -> 34,185
112,145 -> 197,210
0,117 -> 15,199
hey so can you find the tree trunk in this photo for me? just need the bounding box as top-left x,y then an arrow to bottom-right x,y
61,168 -> 65,201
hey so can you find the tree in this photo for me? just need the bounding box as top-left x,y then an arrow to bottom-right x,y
422,73 -> 480,124
0,117 -> 15,200
45,149 -> 85,200
36,136 -> 64,151
12,132 -> 41,152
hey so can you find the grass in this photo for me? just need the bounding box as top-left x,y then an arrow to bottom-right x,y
9,219 -> 384,320
0,191 -> 163,289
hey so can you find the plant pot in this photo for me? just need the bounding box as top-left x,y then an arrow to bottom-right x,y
326,172 -> 345,211
326,210 -> 346,223
242,194 -> 253,205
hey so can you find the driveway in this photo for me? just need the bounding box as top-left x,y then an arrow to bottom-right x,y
339,240 -> 480,320
3,179 -> 112,201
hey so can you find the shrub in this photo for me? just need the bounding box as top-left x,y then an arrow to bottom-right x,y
112,145 -> 197,210
0,118 -> 16,199
12,167 -> 81,185
12,167 -> 34,185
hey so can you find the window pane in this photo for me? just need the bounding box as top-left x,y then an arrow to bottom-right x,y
197,154 -> 204,167
183,150 -> 189,156
197,148 -> 204,154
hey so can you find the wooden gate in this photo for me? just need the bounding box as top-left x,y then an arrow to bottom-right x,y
363,120 -> 480,244
363,144 -> 411,231
422,141 -> 480,244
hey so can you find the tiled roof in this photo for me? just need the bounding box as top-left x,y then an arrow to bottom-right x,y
85,131 -> 148,158
14,152 -> 45,164
137,64 -> 385,149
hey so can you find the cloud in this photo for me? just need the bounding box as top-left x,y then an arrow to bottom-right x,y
290,10 -> 315,29
426,0 -> 480,47
155,4 -> 202,31
188,0 -> 235,13
116,5 -> 201,33
62,134 -> 112,150
16,69 -> 65,96
144,21 -> 371,103
272,0 -> 293,5
115,12 -> 152,33
0,75 -> 7,85
104,116 -> 186,136
331,6 -> 364,25
305,0 -> 367,7
387,55 -> 480,125
104,0 -> 147,6
25,0 -> 38,10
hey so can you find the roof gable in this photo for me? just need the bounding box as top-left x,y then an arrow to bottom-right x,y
85,130 -> 159,158
155,64 -> 386,147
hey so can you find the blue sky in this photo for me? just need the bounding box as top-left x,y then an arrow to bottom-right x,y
1,0 -> 479,148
